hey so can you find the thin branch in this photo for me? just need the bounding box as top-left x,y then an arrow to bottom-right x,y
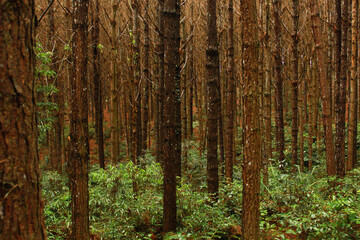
36,0 -> 55,27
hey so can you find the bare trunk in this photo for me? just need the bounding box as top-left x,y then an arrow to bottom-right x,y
225,0 -> 235,182
291,0 -> 299,172
69,0 -> 90,238
310,0 -> 336,176
143,0 -> 150,153
263,0 -> 272,184
163,0 -> 181,232
92,0 -> 104,169
206,0 -> 220,198
347,0 -> 358,171
241,0 -> 261,238
0,1 -> 47,238
111,1 -> 120,164
334,0 -> 347,177
273,0 -> 285,166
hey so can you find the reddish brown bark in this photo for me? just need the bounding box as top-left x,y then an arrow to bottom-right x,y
47,0 -> 62,173
156,0 -> 165,165
206,0 -> 220,198
69,0 -> 90,238
0,1 -> 47,239
273,0 -> 285,166
143,0 -> 150,152
241,0 -> 261,238
334,0 -> 347,177
310,0 -> 336,176
163,0 -> 181,232
225,0 -> 235,183
347,0 -> 358,171
291,0 -> 299,172
263,0 -> 272,184
132,0 -> 142,162
92,0 -> 105,169
110,0 -> 120,164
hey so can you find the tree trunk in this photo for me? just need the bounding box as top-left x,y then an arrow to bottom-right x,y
291,0 -> 299,172
206,0 -> 220,198
334,0 -> 347,177
299,79 -> 305,172
225,0 -> 235,183
241,0 -> 261,238
110,0 -> 120,164
156,0 -> 165,165
0,1 -> 47,239
69,0 -> 90,239
347,0 -> 358,171
132,0 -> 142,162
263,0 -> 272,184
143,0 -> 150,153
92,0 -> 105,169
163,0 -> 181,232
310,0 -> 336,176
273,0 -> 285,166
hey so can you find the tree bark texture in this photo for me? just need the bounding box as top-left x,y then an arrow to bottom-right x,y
347,0 -> 358,171
69,0 -> 90,238
225,0 -> 235,183
132,0 -> 142,163
263,0 -> 272,184
273,0 -> 285,166
156,0 -> 165,165
143,0 -> 150,153
291,0 -> 299,172
310,0 -> 336,176
92,0 -> 105,169
206,0 -> 220,197
110,0 -> 120,164
0,1 -> 47,239
334,0 -> 347,177
241,0 -> 261,238
163,0 -> 181,232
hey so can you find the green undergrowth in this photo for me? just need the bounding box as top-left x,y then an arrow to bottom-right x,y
42,148 -> 360,239
262,166 -> 360,239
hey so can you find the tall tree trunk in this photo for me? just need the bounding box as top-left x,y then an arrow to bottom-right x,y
111,0 -> 120,164
47,0 -> 62,173
273,0 -> 285,166
163,0 -> 181,232
206,0 -> 220,198
310,0 -> 336,175
263,0 -> 272,184
241,0 -> 261,238
299,79 -> 305,172
347,0 -> 358,171
327,0 -> 334,121
187,3 -> 195,139
0,1 -> 47,238
334,0 -> 347,177
92,0 -> 105,169
143,0 -> 150,153
132,0 -> 142,162
181,16 -> 188,161
225,0 -> 235,182
291,0 -> 299,172
156,0 -> 165,165
69,0 -> 90,238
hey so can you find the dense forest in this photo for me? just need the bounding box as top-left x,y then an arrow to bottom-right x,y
1,0 -> 360,239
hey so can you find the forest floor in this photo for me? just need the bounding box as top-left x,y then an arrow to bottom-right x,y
39,113 -> 360,239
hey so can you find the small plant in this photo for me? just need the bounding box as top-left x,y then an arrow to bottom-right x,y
35,42 -> 59,145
